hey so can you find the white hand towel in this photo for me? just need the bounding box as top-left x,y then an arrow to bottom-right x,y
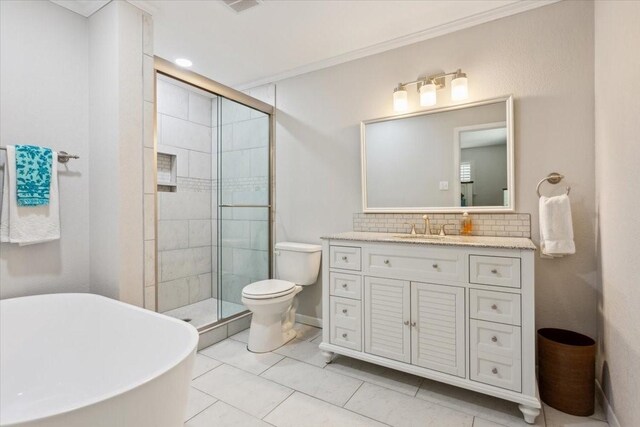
2,145 -> 60,245
539,194 -> 575,258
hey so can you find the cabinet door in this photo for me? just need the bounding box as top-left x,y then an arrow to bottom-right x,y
364,277 -> 411,363
411,282 -> 465,377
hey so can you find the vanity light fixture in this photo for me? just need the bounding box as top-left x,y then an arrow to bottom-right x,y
175,58 -> 193,68
393,68 -> 469,112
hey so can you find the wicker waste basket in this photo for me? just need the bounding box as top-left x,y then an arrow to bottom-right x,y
538,328 -> 596,416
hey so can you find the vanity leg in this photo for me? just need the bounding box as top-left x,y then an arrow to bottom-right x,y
321,350 -> 334,364
518,404 -> 540,424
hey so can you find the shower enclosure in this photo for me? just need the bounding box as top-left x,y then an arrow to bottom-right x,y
154,69 -> 271,330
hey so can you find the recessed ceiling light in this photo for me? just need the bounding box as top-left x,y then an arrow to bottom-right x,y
175,58 -> 193,68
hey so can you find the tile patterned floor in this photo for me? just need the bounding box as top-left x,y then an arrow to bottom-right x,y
186,325 -> 610,427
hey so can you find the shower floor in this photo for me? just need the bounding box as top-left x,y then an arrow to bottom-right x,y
162,298 -> 246,330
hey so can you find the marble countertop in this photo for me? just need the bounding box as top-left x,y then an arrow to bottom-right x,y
321,231 -> 537,250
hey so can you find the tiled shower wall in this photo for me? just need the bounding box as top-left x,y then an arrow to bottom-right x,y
156,77 -> 216,312
218,99 -> 270,308
353,212 -> 531,238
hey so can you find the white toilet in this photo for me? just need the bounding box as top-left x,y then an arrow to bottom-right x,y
242,242 -> 322,353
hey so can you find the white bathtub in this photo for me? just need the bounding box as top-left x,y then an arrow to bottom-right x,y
0,293 -> 199,427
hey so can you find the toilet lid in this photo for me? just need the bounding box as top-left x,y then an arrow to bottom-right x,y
242,280 -> 296,299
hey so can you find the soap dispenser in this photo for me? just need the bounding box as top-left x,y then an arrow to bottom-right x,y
461,212 -> 473,236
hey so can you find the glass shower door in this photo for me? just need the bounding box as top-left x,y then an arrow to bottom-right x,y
217,97 -> 271,319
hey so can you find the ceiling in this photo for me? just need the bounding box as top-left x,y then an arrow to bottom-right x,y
52,0 -> 556,89
50,0 -> 109,17
460,127 -> 507,149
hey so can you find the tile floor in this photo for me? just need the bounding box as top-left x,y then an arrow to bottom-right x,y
186,324 -> 610,427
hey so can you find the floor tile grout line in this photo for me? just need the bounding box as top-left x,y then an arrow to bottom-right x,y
184,398 -> 218,424
342,381 -> 365,408
192,388 -> 286,426
258,389 -> 296,423
190,361 -> 225,383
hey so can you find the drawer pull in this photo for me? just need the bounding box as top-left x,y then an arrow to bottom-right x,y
491,336 -> 498,342
341,256 -> 348,261
491,269 -> 498,274
491,367 -> 498,374
432,263 -> 438,269
342,333 -> 347,338
491,304 -> 498,310
341,283 -> 348,288
342,309 -> 348,314
384,259 -> 390,265
404,320 -> 410,326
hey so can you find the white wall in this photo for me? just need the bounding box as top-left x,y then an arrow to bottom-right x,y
274,0 -> 597,335
0,1 -> 90,298
594,1 -> 640,426
88,0 -> 145,306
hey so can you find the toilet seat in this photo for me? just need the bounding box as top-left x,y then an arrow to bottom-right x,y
242,279 -> 296,300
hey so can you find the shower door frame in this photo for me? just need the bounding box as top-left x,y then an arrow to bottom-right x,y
154,57 -> 275,331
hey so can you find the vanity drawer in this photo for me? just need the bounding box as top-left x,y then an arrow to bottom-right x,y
470,319 -> 521,360
330,246 -> 362,271
364,246 -> 464,283
469,255 -> 521,288
330,272 -> 362,300
470,350 -> 522,392
470,289 -> 521,326
329,296 -> 362,351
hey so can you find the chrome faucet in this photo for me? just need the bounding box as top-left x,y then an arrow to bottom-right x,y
422,215 -> 432,235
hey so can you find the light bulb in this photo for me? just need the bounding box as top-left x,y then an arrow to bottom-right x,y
451,71 -> 468,101
419,81 -> 437,107
393,85 -> 408,112
175,58 -> 193,68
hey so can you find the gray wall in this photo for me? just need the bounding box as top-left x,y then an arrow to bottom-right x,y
460,144 -> 507,206
595,1 -> 640,426
0,1 -> 90,299
273,1 -> 597,338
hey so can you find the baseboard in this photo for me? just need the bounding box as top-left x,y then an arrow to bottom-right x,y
595,380 -> 621,427
295,313 -> 322,328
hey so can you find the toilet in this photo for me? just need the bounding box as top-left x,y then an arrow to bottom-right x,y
242,242 -> 322,353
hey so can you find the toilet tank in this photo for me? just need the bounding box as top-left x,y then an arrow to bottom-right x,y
275,242 -> 322,286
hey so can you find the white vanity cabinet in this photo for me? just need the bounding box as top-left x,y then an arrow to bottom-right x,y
320,233 -> 541,424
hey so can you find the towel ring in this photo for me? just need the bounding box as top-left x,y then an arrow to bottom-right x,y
537,173 -> 571,198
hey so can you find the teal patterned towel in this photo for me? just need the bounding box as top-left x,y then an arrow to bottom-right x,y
15,145 -> 53,207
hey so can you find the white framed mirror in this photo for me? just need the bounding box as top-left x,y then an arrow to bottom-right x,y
361,95 -> 514,213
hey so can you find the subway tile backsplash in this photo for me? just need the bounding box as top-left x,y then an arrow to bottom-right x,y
353,212 -> 531,238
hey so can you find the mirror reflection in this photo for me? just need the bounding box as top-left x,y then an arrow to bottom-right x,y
362,97 -> 512,212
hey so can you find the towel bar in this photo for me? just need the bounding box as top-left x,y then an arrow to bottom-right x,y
0,147 -> 79,163
537,172 -> 570,198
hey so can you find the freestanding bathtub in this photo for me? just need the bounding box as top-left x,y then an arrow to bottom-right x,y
0,293 -> 199,427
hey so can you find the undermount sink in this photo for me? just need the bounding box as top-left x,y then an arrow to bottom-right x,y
393,234 -> 443,240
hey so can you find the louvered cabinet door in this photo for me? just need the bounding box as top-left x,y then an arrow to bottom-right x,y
364,277 -> 411,363
411,282 -> 466,377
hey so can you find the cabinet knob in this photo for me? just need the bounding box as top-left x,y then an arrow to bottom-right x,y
491,269 -> 498,274
432,264 -> 438,269
342,309 -> 348,314
342,333 -> 347,338
341,256 -> 348,261
491,304 -> 498,310
411,322 -> 417,327
404,320 -> 410,326
491,336 -> 498,343
342,283 -> 348,289
384,259 -> 390,265
491,367 -> 498,374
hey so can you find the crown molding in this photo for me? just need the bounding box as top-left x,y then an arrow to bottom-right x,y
235,0 -> 559,91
